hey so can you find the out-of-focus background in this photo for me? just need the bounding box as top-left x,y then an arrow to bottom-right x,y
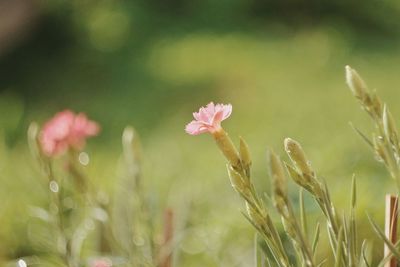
1,0 -> 400,266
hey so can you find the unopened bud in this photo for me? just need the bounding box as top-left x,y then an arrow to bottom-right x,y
345,65 -> 368,101
239,137 -> 252,168
246,202 -> 265,227
285,163 -> 311,191
269,150 -> 287,201
227,164 -> 247,194
284,138 -> 314,177
213,129 -> 241,167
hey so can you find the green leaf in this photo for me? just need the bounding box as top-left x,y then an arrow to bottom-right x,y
334,227 -> 344,267
254,234 -> 263,267
349,122 -> 373,148
351,175 -> 357,209
367,214 -> 400,260
360,240 -> 371,267
312,222 -> 320,255
350,175 -> 358,265
299,188 -> 308,237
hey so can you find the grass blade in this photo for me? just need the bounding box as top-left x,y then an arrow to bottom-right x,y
299,188 -> 308,237
360,240 -> 371,267
350,175 -> 358,265
349,122 -> 373,148
312,222 -> 320,255
334,227 -> 344,267
367,214 -> 400,260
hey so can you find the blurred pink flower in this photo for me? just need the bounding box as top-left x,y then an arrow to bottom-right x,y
40,110 -> 100,156
91,258 -> 112,267
185,102 -> 232,135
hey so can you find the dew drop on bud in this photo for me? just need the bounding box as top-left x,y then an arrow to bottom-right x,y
49,181 -> 59,193
17,259 -> 27,267
79,152 -> 90,166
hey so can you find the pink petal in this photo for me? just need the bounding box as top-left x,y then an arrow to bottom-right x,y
185,102 -> 232,136
211,109 -> 224,126
85,121 -> 100,135
205,102 -> 215,117
221,104 -> 232,119
39,110 -> 100,156
185,121 -> 209,135
193,111 -> 201,121
73,113 -> 100,136
92,259 -> 112,267
198,107 -> 212,123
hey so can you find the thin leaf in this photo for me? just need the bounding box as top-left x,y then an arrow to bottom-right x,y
377,240 -> 400,267
241,210 -> 264,234
360,240 -> 371,267
334,227 -> 344,267
312,222 -> 320,255
241,211 -> 282,267
254,234 -> 264,267
349,122 -> 373,148
350,175 -> 358,265
299,188 -> 308,237
327,224 -> 337,259
350,175 -> 357,209
341,213 -> 352,266
367,214 -> 400,260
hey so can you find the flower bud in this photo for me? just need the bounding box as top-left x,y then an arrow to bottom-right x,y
269,150 -> 287,199
239,136 -> 252,168
213,129 -> 240,167
285,163 -> 312,192
246,202 -> 265,227
227,164 -> 247,194
284,138 -> 314,177
345,65 -> 368,101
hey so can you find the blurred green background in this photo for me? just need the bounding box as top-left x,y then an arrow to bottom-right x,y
1,0 -> 400,266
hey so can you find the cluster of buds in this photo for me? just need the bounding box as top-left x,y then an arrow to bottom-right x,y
269,149 -> 315,267
283,138 -> 324,202
345,66 -> 383,118
283,136 -> 360,265
186,102 -> 292,267
186,66 -> 400,267
346,66 -> 400,187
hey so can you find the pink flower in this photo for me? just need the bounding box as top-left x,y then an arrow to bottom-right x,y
40,110 -> 100,156
185,102 -> 232,135
91,258 -> 112,267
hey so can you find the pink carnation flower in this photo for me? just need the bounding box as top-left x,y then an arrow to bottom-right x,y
40,110 -> 100,156
91,258 -> 112,267
185,102 -> 232,135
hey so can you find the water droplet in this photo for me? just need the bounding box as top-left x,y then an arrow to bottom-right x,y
49,181 -> 59,193
17,259 -> 27,267
79,152 -> 90,166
